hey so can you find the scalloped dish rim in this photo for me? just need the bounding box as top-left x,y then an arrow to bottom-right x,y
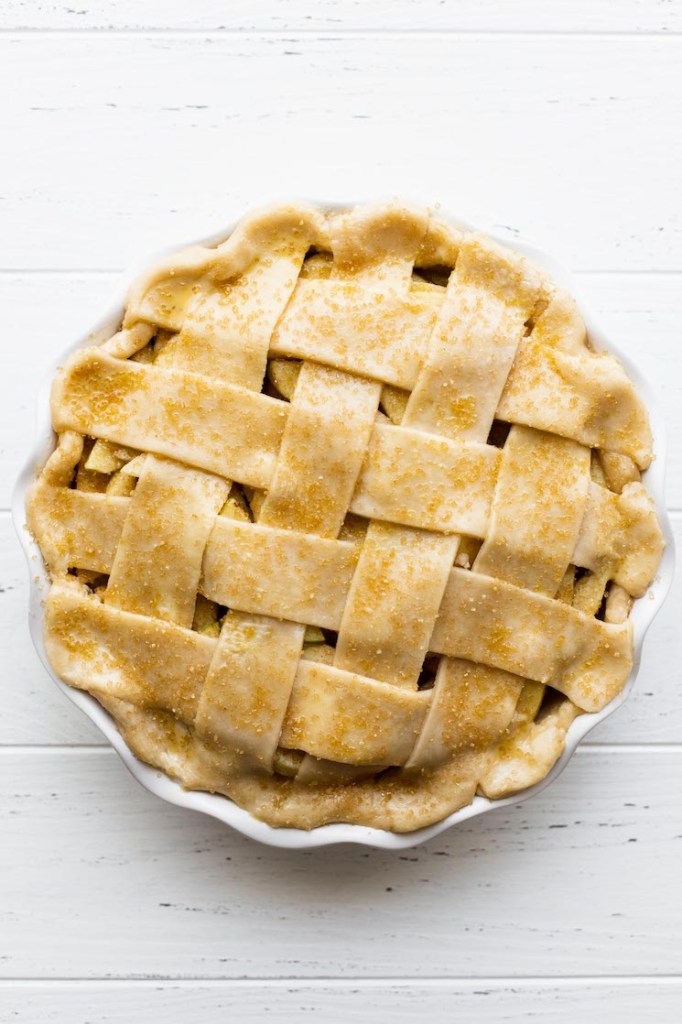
13,200 -> 676,850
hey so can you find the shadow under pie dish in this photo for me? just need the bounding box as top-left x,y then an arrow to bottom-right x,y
19,200 -> 670,845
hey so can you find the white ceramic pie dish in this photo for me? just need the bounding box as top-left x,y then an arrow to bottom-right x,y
14,201 -> 675,850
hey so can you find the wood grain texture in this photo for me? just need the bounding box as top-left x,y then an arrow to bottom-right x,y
3,34 -> 680,271
1,980 -> 681,1023
1,749 -> 680,979
2,6 -> 681,1017
1,0 -> 680,33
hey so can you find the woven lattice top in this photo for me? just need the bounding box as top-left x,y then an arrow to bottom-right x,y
27,202 -> 664,831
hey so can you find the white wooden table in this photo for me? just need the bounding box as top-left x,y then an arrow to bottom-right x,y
2,3 -> 681,1021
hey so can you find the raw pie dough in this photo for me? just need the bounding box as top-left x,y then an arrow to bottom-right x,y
27,202 -> 665,831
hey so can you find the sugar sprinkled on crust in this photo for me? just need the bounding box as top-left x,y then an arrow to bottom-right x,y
26,201 -> 664,831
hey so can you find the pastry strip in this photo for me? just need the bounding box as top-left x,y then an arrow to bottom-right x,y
259,362 -> 381,538
45,582 -> 214,724
408,659 -> 524,769
105,455 -> 229,628
196,612 -> 304,770
280,661 -> 431,765
431,567 -> 633,712
497,292 -> 653,467
335,524 -> 459,689
27,485 -> 129,574
200,518 -> 359,629
53,349 -> 287,488
270,278 -> 440,389
403,234 -> 541,439
473,425 -> 591,595
350,423 -> 500,537
149,241 -> 310,389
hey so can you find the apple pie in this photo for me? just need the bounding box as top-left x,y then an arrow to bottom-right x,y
27,201 -> 664,831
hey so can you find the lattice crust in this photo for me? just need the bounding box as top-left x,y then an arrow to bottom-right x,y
27,201 -> 665,832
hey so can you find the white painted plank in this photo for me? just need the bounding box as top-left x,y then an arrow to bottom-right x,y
0,749 -> 680,978
4,34 -> 680,271
1,0 -> 680,33
0,980 -> 680,1023
4,509 -> 682,746
3,270 -> 681,509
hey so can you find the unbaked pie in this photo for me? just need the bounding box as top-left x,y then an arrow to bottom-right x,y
27,201 -> 664,831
